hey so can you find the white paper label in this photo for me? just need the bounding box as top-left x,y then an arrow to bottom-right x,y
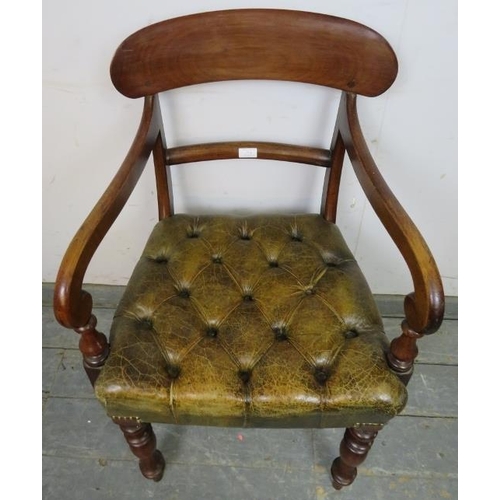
238,147 -> 258,158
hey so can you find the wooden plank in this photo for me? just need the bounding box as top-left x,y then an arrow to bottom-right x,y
43,455 -> 318,500
402,364 -> 457,418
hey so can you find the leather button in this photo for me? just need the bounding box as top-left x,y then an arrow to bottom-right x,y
206,326 -> 218,338
238,369 -> 251,383
212,255 -> 223,264
272,325 -> 288,341
322,253 -> 342,267
314,367 -> 331,385
152,255 -> 169,263
138,317 -> 153,329
186,219 -> 203,238
177,287 -> 191,299
344,329 -> 359,339
238,223 -> 252,240
268,260 -> 279,268
166,364 -> 181,379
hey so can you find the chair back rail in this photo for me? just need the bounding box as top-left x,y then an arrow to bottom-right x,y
111,9 -> 398,98
166,142 -> 331,167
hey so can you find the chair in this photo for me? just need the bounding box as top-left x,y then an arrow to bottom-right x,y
53,9 -> 444,491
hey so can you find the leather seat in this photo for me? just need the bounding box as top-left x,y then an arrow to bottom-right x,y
95,214 -> 406,426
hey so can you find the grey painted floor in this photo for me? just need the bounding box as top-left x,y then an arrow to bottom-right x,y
42,286 -> 457,499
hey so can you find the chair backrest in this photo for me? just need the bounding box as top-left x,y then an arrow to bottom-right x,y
110,9 -> 399,221
111,9 -> 398,98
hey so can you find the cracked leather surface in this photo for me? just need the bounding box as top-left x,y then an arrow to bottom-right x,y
95,214 -> 407,427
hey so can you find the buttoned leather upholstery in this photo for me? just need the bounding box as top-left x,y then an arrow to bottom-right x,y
95,214 -> 407,427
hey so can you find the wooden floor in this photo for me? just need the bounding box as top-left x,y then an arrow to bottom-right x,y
42,285 -> 457,499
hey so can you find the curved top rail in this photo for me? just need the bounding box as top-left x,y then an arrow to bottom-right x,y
111,9 -> 398,98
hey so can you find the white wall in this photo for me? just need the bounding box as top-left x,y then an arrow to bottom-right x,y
43,0 -> 457,296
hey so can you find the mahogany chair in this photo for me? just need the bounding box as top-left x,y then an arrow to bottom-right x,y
53,9 -> 444,491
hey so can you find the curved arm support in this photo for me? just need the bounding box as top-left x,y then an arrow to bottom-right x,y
338,92 -> 444,334
54,95 -> 162,329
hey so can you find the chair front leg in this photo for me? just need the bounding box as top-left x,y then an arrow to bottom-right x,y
113,417 -> 166,482
74,314 -> 109,386
331,424 -> 382,490
387,319 -> 423,385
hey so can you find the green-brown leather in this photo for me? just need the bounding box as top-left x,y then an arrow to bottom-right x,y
95,214 -> 407,427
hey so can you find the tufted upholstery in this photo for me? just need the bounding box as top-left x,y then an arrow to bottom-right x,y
95,214 -> 407,427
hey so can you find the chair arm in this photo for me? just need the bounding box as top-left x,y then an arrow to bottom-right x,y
53,95 -> 162,329
338,92 -> 444,334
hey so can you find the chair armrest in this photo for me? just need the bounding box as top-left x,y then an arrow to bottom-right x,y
53,95 -> 162,329
338,92 -> 444,334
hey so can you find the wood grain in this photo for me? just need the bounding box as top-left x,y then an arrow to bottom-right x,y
111,9 -> 398,98
167,142 -> 331,167
337,92 -> 444,334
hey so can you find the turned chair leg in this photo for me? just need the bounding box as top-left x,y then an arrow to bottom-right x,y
74,314 -> 109,386
387,319 -> 423,385
331,425 -> 382,490
113,417 -> 166,482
